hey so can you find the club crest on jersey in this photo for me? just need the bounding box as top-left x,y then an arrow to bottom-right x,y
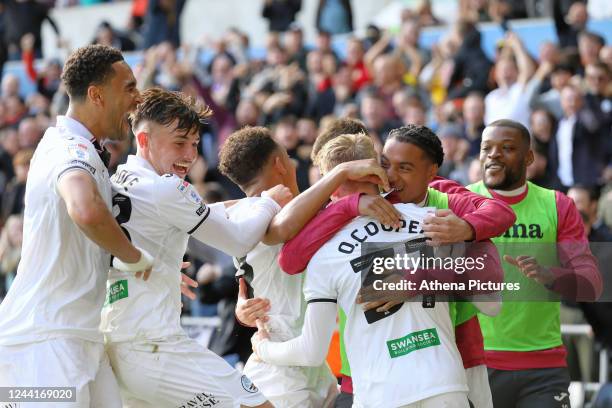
67,143 -> 90,161
176,180 -> 203,205
240,375 -> 258,393
177,180 -> 189,193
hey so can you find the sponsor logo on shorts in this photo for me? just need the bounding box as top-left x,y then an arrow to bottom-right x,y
105,280 -> 128,305
68,160 -> 96,175
386,328 -> 440,358
240,375 -> 259,394
177,392 -> 219,408
553,392 -> 568,402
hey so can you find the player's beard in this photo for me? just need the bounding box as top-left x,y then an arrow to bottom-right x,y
484,162 -> 525,191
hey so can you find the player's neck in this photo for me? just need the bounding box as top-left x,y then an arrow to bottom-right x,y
65,104 -> 104,142
492,183 -> 527,197
244,180 -> 279,198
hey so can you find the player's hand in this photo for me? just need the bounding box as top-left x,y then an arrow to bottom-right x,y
336,159 -> 391,191
504,255 -> 555,286
262,184 -> 293,208
358,194 -> 402,229
360,299 -> 403,313
422,209 -> 475,246
251,319 -> 270,360
180,264 -> 198,300
236,278 -> 270,327
114,248 -> 154,281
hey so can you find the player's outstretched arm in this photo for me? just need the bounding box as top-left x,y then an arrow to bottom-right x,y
58,170 -> 150,272
263,159 -> 398,246
191,185 -> 291,258
253,301 -> 337,367
429,177 -> 516,241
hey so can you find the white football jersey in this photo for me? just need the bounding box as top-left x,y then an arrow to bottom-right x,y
101,155 -> 216,342
227,198 -> 305,341
304,203 -> 468,408
0,116 -> 112,345
101,155 -> 279,342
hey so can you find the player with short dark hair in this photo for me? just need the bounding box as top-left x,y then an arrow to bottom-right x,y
468,119 -> 602,408
0,44 -> 151,408
220,125 -> 400,407
102,88 -> 291,408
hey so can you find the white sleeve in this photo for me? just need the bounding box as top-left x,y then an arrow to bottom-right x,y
53,141 -> 101,185
153,175 -> 211,233
303,248 -> 338,303
191,197 -> 281,258
256,301 -> 337,366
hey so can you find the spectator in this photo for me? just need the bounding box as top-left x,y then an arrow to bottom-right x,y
316,0 -> 352,35
141,0 -> 186,49
0,148 -> 31,223
20,34 -> 62,101
360,90 -> 400,144
584,62 -> 611,126
262,0 -> 301,33
235,99 -> 261,129
484,32 -> 535,127
402,98 -> 427,127
362,53 -> 405,119
344,36 -> 371,92
2,0 -> 60,59
568,185 -> 612,241
529,63 -> 574,119
600,45 -> 612,71
0,214 -> 23,300
92,21 -> 136,52
553,0 -> 588,49
1,74 -> 20,98
437,123 -> 470,184
527,138 -> 563,190
314,30 -> 338,62
462,91 -> 486,157
17,117 -> 42,149
394,18 -> 430,80
578,31 -> 605,73
412,0 -> 443,27
549,85 -> 608,188
272,116 -> 310,191
459,0 -> 492,22
529,108 -> 557,145
284,24 -> 308,72
305,49 -> 335,121
4,96 -> 27,126
447,20 -> 492,99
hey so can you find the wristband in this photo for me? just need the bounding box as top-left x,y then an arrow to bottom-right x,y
112,248 -> 154,272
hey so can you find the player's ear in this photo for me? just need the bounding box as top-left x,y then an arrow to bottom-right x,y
136,131 -> 149,150
426,162 -> 438,182
87,85 -> 103,107
525,148 -> 534,168
273,154 -> 288,176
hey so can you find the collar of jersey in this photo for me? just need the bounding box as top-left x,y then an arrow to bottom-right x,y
126,154 -> 158,174
56,115 -> 96,144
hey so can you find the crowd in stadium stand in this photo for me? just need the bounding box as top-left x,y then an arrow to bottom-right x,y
0,0 -> 610,375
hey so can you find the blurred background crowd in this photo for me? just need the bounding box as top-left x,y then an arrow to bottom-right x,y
0,0 -> 610,400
